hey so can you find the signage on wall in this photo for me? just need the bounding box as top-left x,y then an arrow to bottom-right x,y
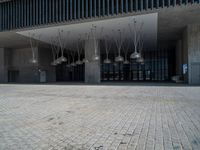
183,64 -> 188,74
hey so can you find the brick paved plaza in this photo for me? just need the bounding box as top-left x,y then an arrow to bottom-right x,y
0,84 -> 200,150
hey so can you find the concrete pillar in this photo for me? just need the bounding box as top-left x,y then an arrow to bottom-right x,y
84,39 -> 101,84
175,40 -> 183,76
38,47 -> 56,82
0,48 -> 8,83
182,28 -> 189,82
187,24 -> 200,84
182,24 -> 200,84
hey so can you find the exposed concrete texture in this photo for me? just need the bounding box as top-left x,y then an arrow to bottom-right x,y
8,47 -> 40,83
0,48 -> 8,83
175,40 -> 183,75
0,46 -> 56,83
84,39 -> 101,84
187,24 -> 200,84
38,48 -> 56,82
182,28 -> 189,82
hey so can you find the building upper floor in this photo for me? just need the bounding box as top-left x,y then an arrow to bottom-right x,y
0,0 -> 200,32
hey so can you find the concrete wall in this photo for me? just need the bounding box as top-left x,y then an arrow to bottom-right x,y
38,48 -> 56,82
175,40 -> 182,75
187,24 -> 200,84
0,48 -> 9,83
0,46 -> 56,83
181,27 -> 189,82
8,47 -> 40,83
181,24 -> 200,84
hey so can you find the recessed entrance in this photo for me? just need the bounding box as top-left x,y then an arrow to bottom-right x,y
101,49 -> 175,82
17,13 -> 161,83
8,70 -> 19,83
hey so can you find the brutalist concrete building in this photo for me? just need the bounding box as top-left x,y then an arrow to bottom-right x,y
0,0 -> 200,84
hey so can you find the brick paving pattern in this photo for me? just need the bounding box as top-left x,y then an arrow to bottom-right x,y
0,84 -> 200,150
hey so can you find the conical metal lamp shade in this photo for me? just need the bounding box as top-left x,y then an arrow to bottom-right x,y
76,60 -> 83,65
56,58 -> 61,64
71,62 -> 76,67
130,52 -> 141,59
92,55 -> 100,61
82,58 -> 89,63
136,57 -> 144,64
104,58 -> 112,64
30,58 -> 38,64
115,55 -> 124,62
51,61 -> 57,66
123,60 -> 130,64
60,56 -> 67,62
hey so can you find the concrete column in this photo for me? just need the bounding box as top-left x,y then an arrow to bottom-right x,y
182,28 -> 189,82
187,24 -> 200,84
0,48 -> 8,83
182,24 -> 200,84
84,39 -> 101,84
175,40 -> 183,76
38,47 -> 56,82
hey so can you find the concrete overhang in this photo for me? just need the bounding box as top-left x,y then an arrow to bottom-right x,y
16,13 -> 158,51
0,4 -> 200,49
0,0 -> 12,3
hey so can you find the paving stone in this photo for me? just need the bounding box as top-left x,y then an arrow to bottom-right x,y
0,84 -> 200,150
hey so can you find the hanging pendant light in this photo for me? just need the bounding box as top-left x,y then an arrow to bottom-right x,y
103,36 -> 112,64
76,60 -> 83,65
71,62 -> 76,67
76,37 -> 84,65
82,58 -> 89,63
66,56 -> 71,67
55,58 -> 61,65
115,55 -> 124,62
51,61 -> 57,66
92,42 -> 100,61
90,25 -> 100,61
30,58 -> 38,64
60,56 -> 67,62
57,30 -> 67,63
104,58 -> 112,64
130,52 -> 141,59
129,19 -> 144,60
50,40 -> 57,66
114,28 -> 124,63
29,33 -> 39,64
113,62 -> 118,66
136,57 -> 144,63
123,60 -> 130,64
92,54 -> 100,61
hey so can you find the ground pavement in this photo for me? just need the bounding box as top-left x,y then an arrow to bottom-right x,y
0,84 -> 200,150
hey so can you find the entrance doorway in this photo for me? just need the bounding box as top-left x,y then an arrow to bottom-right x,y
56,63 -> 85,82
101,49 -> 175,82
8,70 -> 19,83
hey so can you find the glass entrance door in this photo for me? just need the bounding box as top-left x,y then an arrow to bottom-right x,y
101,49 -> 174,82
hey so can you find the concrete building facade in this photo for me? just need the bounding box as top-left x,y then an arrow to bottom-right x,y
0,0 -> 200,84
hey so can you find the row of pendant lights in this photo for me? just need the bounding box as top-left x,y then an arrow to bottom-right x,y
29,17 -> 144,66
103,18 -> 145,65
103,54 -> 144,65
